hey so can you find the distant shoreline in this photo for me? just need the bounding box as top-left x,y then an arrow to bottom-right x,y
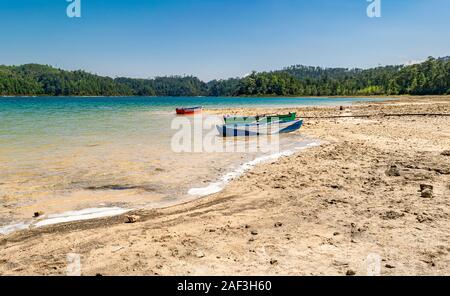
2,95 -> 447,99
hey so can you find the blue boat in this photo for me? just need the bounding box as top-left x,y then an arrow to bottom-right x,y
217,119 -> 303,137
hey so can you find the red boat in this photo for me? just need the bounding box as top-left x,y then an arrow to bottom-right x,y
176,106 -> 202,115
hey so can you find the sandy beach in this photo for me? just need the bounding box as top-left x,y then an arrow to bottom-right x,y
1,96 -> 449,275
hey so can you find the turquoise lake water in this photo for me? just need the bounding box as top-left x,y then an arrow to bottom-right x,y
0,96 -> 382,111
0,96 -> 385,228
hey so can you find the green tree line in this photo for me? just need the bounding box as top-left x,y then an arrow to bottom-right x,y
1,57 -> 449,97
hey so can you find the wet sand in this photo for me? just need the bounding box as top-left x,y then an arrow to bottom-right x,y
1,96 -> 449,275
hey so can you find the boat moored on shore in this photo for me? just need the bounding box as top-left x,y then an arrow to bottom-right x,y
176,106 -> 203,115
217,119 -> 303,137
223,112 -> 296,124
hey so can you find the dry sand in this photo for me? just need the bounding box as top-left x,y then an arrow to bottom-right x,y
0,96 -> 449,275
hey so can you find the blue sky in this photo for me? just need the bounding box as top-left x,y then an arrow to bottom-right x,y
0,0 -> 449,81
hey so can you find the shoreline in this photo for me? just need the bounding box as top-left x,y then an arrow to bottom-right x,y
1,96 -> 449,275
0,138 -> 322,236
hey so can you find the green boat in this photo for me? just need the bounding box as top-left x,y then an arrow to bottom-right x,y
223,112 -> 296,124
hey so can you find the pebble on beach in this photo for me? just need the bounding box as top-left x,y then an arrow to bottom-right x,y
194,250 -> 205,258
126,215 -> 141,223
385,264 -> 395,269
33,211 -> 44,218
274,222 -> 283,227
420,184 -> 434,198
385,165 -> 401,177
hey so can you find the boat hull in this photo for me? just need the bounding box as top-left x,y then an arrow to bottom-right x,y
223,112 -> 296,124
176,106 -> 202,115
217,120 -> 303,137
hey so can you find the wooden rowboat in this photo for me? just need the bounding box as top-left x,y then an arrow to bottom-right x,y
217,119 -> 303,137
223,112 -> 296,124
176,106 -> 202,115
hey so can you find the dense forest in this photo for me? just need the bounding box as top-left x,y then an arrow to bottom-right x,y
0,57 -> 449,97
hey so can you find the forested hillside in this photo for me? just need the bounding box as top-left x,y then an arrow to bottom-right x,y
1,57 -> 449,96
0,64 -> 132,96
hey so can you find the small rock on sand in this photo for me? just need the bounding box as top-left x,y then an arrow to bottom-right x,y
421,189 -> 433,198
251,230 -> 258,235
194,250 -> 205,258
385,264 -> 395,269
441,150 -> 450,156
126,215 -> 140,223
416,214 -> 433,223
274,222 -> 283,227
420,184 -> 433,198
270,259 -> 278,265
346,270 -> 356,276
33,211 -> 44,218
385,165 -> 401,177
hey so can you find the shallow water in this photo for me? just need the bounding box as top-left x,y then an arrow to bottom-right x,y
0,96 -> 382,231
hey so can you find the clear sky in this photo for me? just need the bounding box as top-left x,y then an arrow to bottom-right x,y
0,0 -> 449,81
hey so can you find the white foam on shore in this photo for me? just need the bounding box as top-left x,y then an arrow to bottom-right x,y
34,207 -> 130,227
188,141 -> 321,197
0,207 -> 130,235
0,222 -> 30,235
